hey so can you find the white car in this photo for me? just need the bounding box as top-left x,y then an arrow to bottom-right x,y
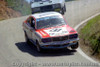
23,12 -> 79,52
30,0 -> 66,15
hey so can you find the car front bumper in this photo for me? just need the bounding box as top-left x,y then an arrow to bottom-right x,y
40,38 -> 79,49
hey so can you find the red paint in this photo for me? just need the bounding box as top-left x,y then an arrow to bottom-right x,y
36,25 -> 77,38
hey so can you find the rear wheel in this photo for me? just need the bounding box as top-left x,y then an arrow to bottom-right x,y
71,42 -> 79,50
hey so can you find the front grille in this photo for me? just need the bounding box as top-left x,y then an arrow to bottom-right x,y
42,34 -> 78,43
51,34 -> 78,42
52,36 -> 68,41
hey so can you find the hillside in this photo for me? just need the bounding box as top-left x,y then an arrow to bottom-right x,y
6,0 -> 31,16
0,0 -> 21,20
0,0 -> 31,20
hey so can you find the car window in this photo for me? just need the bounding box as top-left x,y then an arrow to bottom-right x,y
26,17 -> 31,26
30,17 -> 35,28
41,0 -> 50,2
32,0 -> 50,2
36,16 -> 67,29
33,0 -> 41,2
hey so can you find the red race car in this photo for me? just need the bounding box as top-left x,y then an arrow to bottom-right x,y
23,12 -> 79,52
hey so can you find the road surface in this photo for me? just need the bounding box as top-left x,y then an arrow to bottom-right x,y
0,0 -> 100,67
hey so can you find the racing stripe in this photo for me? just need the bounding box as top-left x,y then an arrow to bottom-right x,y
36,29 -> 50,38
41,30 -> 50,37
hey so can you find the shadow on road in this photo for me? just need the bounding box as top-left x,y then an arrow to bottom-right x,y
15,42 -> 77,57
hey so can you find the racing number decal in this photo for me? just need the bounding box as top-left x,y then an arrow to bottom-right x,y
44,27 -> 69,36
49,28 -> 62,32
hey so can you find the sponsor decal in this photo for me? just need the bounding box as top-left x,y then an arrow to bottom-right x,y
44,27 -> 69,36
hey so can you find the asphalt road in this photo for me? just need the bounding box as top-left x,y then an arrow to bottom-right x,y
0,0 -> 100,67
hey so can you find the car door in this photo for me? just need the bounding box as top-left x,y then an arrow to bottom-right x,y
30,17 -> 37,44
25,17 -> 32,39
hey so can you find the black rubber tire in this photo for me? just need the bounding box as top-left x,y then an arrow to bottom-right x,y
71,42 -> 79,50
64,4 -> 66,12
36,41 -> 43,52
61,8 -> 65,15
32,11 -> 34,14
25,32 -> 30,45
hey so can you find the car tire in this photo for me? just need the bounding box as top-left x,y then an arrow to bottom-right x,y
25,32 -> 30,45
71,42 -> 79,50
61,8 -> 65,15
64,5 -> 66,12
32,11 -> 34,14
36,41 -> 43,52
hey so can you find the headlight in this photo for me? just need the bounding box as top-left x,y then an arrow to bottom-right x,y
69,34 -> 78,39
42,38 -> 52,43
53,4 -> 61,9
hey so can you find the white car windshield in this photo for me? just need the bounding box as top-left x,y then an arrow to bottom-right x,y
33,0 -> 50,2
36,16 -> 67,29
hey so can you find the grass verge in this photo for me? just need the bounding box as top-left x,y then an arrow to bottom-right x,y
79,15 -> 100,60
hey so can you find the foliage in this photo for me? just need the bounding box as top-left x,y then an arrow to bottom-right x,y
5,0 -> 31,15
80,15 -> 100,55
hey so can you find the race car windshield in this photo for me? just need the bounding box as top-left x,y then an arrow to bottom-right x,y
36,16 -> 67,29
34,0 -> 41,2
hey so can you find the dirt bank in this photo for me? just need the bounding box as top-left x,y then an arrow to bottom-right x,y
0,0 -> 21,20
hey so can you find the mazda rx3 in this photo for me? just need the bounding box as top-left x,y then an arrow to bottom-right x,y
23,12 -> 79,52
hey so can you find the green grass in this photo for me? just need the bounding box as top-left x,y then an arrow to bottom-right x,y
80,15 -> 100,55
5,0 -> 31,16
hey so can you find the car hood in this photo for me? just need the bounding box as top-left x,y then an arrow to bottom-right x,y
36,25 -> 77,38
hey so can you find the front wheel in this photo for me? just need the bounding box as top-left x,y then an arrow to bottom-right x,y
25,32 -> 30,45
61,8 -> 65,15
64,4 -> 66,12
36,41 -> 43,52
32,11 -> 34,14
71,42 -> 79,50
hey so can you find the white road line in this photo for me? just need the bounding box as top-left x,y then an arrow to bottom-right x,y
74,12 -> 100,65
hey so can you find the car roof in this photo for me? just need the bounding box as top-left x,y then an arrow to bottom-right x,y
31,12 -> 63,19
